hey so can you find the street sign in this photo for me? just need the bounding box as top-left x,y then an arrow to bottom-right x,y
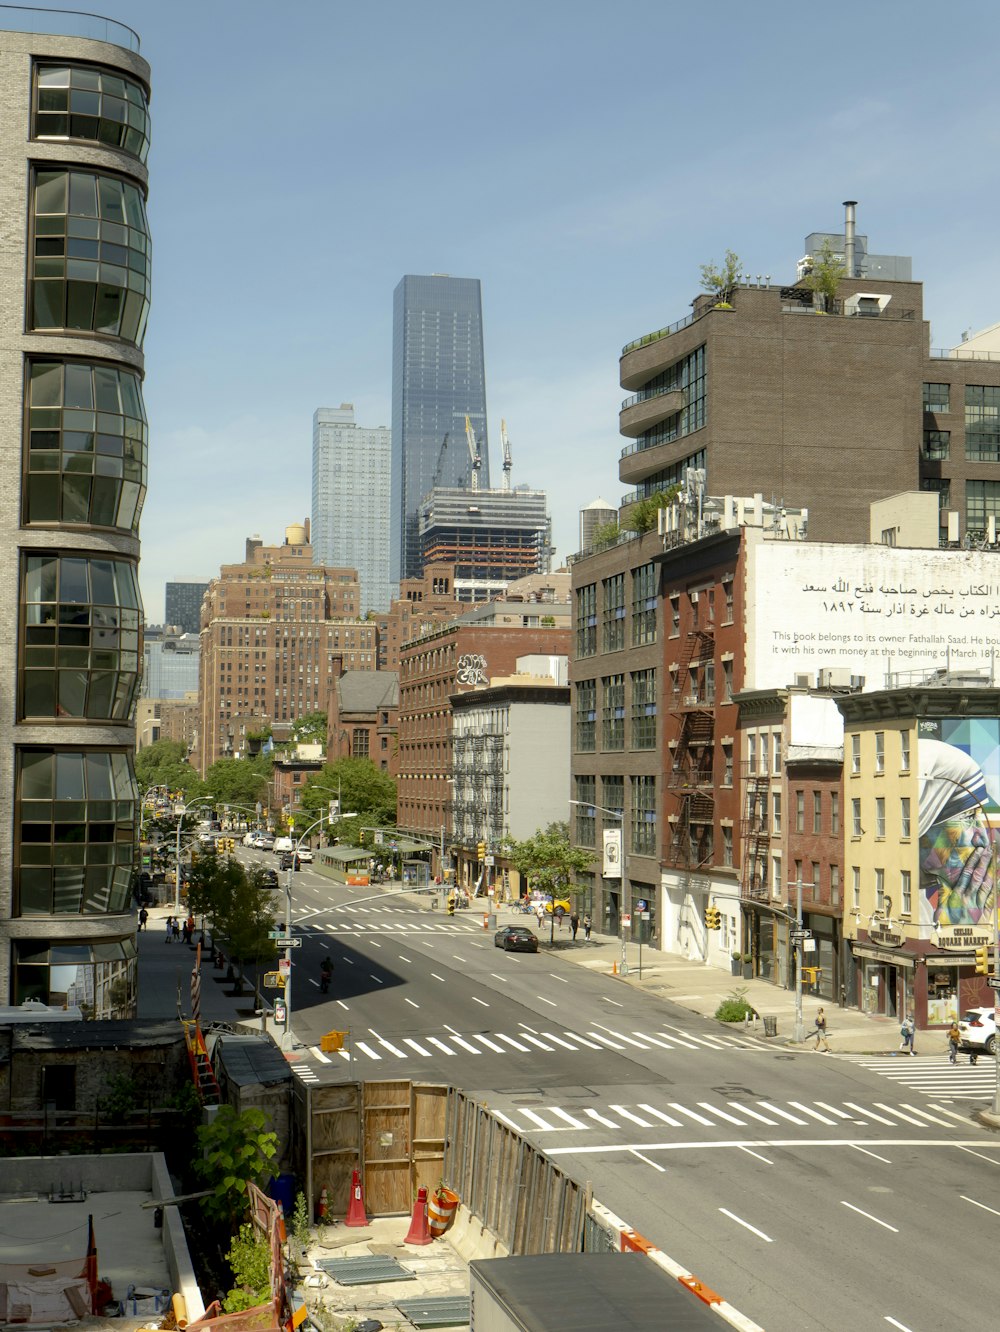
622,913 -> 632,929
271,936 -> 302,949
637,899 -> 647,912
988,977 -> 1000,989
641,911 -> 650,921
263,971 -> 286,989
485,854 -> 495,867
278,957 -> 291,975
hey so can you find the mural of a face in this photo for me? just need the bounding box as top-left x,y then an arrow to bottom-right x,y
919,806 -> 994,925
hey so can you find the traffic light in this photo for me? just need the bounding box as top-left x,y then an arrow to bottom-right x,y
705,905 -> 721,931
976,945 -> 990,975
477,842 -> 486,860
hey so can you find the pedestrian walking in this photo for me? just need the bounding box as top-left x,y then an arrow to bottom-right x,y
164,914 -> 174,943
535,903 -> 545,929
181,917 -> 191,945
583,913 -> 592,941
570,912 -> 579,941
899,1015 -> 915,1055
171,917 -> 181,943
947,1019 -> 961,1064
138,906 -> 148,932
185,913 -> 195,944
813,1006 -> 830,1052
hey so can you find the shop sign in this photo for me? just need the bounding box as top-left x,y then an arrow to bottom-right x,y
868,924 -> 904,949
935,924 -> 993,952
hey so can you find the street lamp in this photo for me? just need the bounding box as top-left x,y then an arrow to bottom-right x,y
569,799 -> 628,975
918,768 -> 1000,1118
280,812 -> 329,1051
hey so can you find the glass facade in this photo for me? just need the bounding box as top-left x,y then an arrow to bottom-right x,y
391,275 -> 489,581
31,168 -> 151,344
24,359 -> 147,531
34,63 -> 150,162
21,553 -> 142,721
15,748 -> 138,916
14,936 -> 137,1017
633,345 -> 706,453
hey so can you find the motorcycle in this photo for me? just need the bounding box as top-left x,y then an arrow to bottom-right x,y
319,960 -> 332,994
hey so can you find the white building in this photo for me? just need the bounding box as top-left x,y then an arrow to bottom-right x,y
312,404 -> 391,613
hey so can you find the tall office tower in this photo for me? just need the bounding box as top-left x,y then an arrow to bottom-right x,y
391,275 -> 490,583
418,485 -> 552,602
195,524 -> 375,773
312,404 -> 391,613
165,579 -> 209,633
0,13 -> 151,1013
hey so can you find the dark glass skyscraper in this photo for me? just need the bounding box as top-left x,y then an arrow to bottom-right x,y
391,275 -> 490,582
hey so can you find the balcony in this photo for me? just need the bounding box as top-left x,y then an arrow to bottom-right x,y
619,435 -> 691,488
619,388 -> 684,438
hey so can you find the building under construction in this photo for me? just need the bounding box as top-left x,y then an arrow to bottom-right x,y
418,485 -> 552,602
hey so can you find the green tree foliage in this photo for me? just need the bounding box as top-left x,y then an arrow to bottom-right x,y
715,988 -> 756,1023
188,852 -> 275,985
622,486 -> 680,534
591,519 -> 620,550
509,823 -> 595,945
135,740 -> 203,800
699,249 -> 742,306
194,1106 -> 277,1226
291,711 -> 327,745
222,1222 -> 272,1313
801,238 -> 845,311
202,756 -> 272,811
300,759 -> 398,840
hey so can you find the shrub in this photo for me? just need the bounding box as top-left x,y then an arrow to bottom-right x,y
715,987 -> 756,1023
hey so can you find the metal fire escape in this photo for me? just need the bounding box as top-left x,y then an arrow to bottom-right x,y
666,615 -> 715,868
740,762 -> 770,902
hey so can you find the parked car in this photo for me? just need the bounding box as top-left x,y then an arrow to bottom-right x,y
959,1007 -> 996,1055
494,926 -> 538,953
257,834 -> 275,851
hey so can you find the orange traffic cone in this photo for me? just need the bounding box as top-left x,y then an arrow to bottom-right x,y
316,1186 -> 328,1223
404,1187 -> 431,1245
345,1168 -> 367,1227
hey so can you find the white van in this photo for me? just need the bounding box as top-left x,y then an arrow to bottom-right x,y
273,836 -> 294,854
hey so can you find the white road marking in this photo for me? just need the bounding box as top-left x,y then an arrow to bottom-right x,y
452,954 -> 464,961
521,1034 -> 555,1051
431,973 -> 446,982
601,997 -> 624,1006
369,974 -> 384,984
844,1102 -> 895,1126
738,1145 -> 773,1165
586,1031 -> 628,1050
630,1149 -> 666,1172
521,1109 -> 564,1131
398,955 -> 412,963
814,1101 -> 854,1120
337,1000 -> 349,1010
955,1145 -> 1000,1165
787,1101 -> 838,1126
961,1194 -> 1000,1218
565,1032 -> 602,1050
536,995 -> 559,1007
542,1033 -> 578,1051
445,1032 -> 482,1054
490,973 -> 509,983
472,996 -> 490,1007
373,1035 -> 408,1058
369,941 -> 381,948
354,1041 -> 381,1060
729,1103 -> 778,1125
851,1144 -> 892,1164
549,974 -> 569,983
757,1102 -> 808,1126
342,957 -> 355,965
840,1201 -> 898,1232
631,1031 -> 681,1050
492,1109 -> 520,1130
497,1033 -> 532,1052
719,1208 -> 773,1242
697,1102 -> 746,1126
608,1105 -> 652,1128
404,998 -> 420,1008
402,1038 -> 432,1057
930,1104 -> 977,1125
667,1102 -> 715,1127
309,1047 -> 332,1064
471,1033 -> 506,1053
637,1104 -> 683,1128
874,1103 -> 925,1127
583,1108 -> 621,1128
550,1108 -> 588,1129
898,1103 -> 955,1127
427,1037 -> 456,1056
884,1318 -> 916,1332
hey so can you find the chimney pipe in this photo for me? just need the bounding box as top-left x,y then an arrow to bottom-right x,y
843,200 -> 857,279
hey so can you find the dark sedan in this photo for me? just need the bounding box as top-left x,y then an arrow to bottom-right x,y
494,925 -> 538,953
261,868 -> 280,888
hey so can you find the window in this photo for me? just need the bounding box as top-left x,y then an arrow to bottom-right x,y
901,870 -> 912,915
602,675 -> 625,750
574,776 -> 596,847
772,732 -> 781,774
967,480 -> 1000,535
633,345 -> 707,452
352,728 -> 369,758
852,798 -> 862,837
669,595 -> 680,637
631,563 -> 657,645
629,775 -> 656,857
875,868 -> 885,913
34,63 -> 150,161
602,776 -> 624,822
852,866 -> 861,910
772,792 -> 782,833
747,734 -> 756,773
851,734 -> 860,774
900,797 -> 911,839
722,743 -> 733,787
811,862 -> 820,901
875,797 -> 885,838
795,790 -> 805,833
575,680 -> 596,752
21,554 -> 142,721
830,792 -> 840,835
24,360 -> 148,532
14,937 -> 135,1017
15,747 -> 136,916
723,578 -> 734,624
760,733 -> 769,775
965,385 -> 1000,462
923,383 -> 949,413
922,429 -> 950,460
30,169 -> 151,345
875,732 -> 884,773
575,584 -> 597,657
922,477 -> 950,510
813,790 -> 822,834
602,574 -> 626,652
722,825 -> 733,867
630,669 -> 656,748
830,864 -> 840,906
722,659 -> 733,701
900,731 -> 910,772
772,855 -> 782,897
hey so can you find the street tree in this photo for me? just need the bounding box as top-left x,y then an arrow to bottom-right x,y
202,756 -> 272,812
290,711 -> 327,745
135,740 -> 203,800
508,823 -> 595,945
300,758 -> 397,838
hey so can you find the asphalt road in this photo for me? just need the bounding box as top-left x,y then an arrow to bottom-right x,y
249,858 -> 1000,1330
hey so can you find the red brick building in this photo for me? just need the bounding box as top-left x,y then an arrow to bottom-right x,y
327,671 -> 399,775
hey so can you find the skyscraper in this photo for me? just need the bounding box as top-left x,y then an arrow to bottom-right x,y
165,579 -> 209,633
312,404 -> 391,612
0,13 -> 151,1013
391,275 -> 490,582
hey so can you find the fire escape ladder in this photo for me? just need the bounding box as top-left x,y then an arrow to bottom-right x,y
740,773 -> 771,902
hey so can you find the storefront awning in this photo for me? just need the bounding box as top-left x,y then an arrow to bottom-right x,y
852,945 -> 914,969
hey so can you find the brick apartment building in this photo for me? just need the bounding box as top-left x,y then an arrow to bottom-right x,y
375,563 -> 459,671
397,623 -> 570,859
327,671 -> 399,775
195,523 -> 374,772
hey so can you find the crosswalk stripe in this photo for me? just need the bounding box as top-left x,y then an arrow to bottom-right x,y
731,1103 -> 779,1125
471,1033 -> 506,1053
586,1031 -> 628,1050
521,1109 -> 561,1131
844,1101 -> 894,1125
426,1037 -> 456,1056
542,1033 -> 580,1051
629,1031 -> 680,1050
667,1102 -> 716,1127
637,1104 -> 685,1127
899,1102 -> 955,1127
787,1101 -> 838,1126
565,1031 -> 603,1050
654,1028 -> 701,1050
599,1029 -> 653,1050
757,1101 -> 809,1126
309,1046 -> 332,1064
403,1038 -> 432,1056
354,1041 -> 382,1060
521,1034 -> 556,1052
815,1101 -> 857,1119
447,1033 -> 482,1054
584,1108 -> 622,1128
550,1108 -> 589,1130
930,1104 -> 976,1124
698,1102 -> 747,1127
874,1102 -> 926,1127
497,1033 -> 532,1053
375,1036 -> 408,1058
608,1105 -> 653,1127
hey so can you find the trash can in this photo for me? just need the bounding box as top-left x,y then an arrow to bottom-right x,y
763,1015 -> 777,1037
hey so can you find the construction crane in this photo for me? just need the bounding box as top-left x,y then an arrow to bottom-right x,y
464,414 -> 481,492
500,418 -> 512,491
432,432 -> 449,488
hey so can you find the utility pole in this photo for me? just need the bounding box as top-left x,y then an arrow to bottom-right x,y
793,869 -> 804,1044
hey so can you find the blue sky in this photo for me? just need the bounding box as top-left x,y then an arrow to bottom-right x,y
113,0 -> 1000,620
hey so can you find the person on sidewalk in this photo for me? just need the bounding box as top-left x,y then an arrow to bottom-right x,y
138,906 -> 148,933
570,912 -> 579,942
900,1014 -> 915,1055
947,1020 -> 961,1063
583,914 -> 592,941
814,1007 -> 830,1052
164,914 -> 174,943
